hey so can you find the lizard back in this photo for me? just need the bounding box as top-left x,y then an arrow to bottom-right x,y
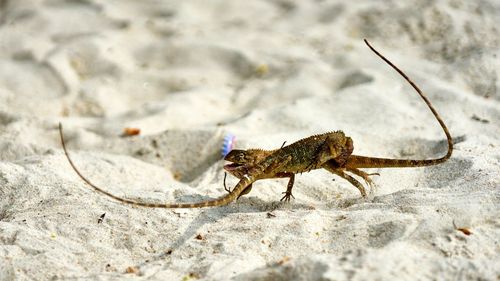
258,131 -> 353,174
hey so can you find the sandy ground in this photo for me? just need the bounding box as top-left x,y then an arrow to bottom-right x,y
0,0 -> 499,280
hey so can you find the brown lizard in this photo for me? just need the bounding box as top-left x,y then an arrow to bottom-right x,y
59,39 -> 453,208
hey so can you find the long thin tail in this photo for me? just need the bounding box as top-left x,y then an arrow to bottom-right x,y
59,123 -> 251,208
346,40 -> 453,169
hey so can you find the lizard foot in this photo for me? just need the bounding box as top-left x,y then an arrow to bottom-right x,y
346,168 -> 378,193
280,191 -> 295,202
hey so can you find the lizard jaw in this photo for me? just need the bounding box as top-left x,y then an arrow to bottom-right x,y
224,163 -> 250,179
223,163 -> 242,172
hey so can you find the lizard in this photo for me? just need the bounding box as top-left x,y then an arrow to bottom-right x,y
223,39 -> 454,201
59,39 -> 453,208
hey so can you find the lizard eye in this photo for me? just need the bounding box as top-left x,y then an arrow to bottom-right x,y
224,150 -> 247,163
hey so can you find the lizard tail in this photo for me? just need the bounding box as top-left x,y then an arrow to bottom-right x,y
59,123 -> 252,208
346,40 -> 453,169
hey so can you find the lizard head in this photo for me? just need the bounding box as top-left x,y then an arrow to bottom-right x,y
223,149 -> 271,178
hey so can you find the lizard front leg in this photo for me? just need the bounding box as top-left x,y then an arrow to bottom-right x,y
262,155 -> 294,201
277,173 -> 295,202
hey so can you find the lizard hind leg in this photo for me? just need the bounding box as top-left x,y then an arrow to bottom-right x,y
322,161 -> 366,197
345,167 -> 379,194
323,166 -> 367,197
334,170 -> 367,198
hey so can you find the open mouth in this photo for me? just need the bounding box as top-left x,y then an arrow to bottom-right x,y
223,163 -> 242,171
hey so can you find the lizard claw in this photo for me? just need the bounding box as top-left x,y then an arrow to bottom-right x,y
280,191 -> 295,202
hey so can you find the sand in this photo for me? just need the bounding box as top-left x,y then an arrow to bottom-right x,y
0,0 -> 499,280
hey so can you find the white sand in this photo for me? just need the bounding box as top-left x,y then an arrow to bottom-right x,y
0,1 -> 499,280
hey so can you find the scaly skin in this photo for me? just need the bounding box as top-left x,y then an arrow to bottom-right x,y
59,39 -> 452,208
224,132 -> 353,200
223,138 -> 371,199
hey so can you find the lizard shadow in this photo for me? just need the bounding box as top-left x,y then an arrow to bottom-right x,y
133,196 -> 314,270
132,206 -> 234,271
